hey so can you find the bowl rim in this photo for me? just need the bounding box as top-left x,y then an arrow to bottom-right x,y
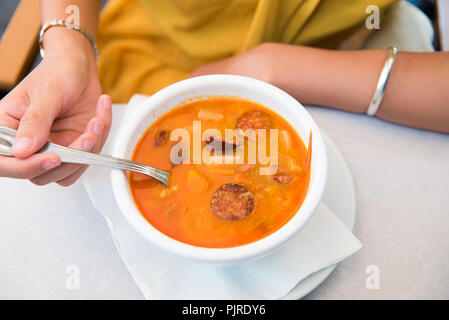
111,74 -> 327,264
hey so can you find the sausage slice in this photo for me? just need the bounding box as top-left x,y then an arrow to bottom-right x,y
154,130 -> 169,147
273,173 -> 293,184
236,110 -> 273,132
205,135 -> 239,153
210,183 -> 255,220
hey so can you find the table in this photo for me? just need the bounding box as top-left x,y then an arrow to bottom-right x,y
1,105 -> 448,299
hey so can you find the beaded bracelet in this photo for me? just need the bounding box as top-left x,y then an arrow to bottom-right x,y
38,19 -> 98,61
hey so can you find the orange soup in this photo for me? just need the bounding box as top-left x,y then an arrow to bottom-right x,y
129,98 -> 311,248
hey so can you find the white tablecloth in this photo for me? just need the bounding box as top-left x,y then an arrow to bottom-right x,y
1,105 -> 448,299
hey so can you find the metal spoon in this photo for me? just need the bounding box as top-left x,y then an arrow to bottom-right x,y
0,125 -> 169,185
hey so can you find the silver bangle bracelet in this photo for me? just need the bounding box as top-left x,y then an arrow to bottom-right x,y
38,19 -> 99,61
366,46 -> 398,116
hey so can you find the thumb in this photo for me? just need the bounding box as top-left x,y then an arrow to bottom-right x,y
12,93 -> 59,158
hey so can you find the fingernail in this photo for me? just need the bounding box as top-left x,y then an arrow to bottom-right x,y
42,160 -> 59,170
13,137 -> 33,151
102,96 -> 111,109
93,122 -> 104,136
82,139 -> 95,151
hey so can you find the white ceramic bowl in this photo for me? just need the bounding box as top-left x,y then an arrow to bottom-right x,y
111,75 -> 327,265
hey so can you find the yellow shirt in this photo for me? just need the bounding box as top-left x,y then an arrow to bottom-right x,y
98,0 -> 397,102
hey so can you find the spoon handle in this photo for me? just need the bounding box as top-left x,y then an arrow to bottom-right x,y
0,125 -> 169,185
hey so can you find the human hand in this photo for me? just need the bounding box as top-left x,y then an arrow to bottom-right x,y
0,28 -> 112,186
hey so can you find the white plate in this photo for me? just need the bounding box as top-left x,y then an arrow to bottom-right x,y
283,131 -> 356,299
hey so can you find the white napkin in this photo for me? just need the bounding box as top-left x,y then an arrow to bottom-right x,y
83,95 -> 362,299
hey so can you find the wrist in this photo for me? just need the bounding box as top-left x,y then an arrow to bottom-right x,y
245,42 -> 280,86
40,26 -> 97,64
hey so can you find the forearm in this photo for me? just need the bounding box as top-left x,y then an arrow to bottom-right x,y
270,44 -> 449,133
39,0 -> 101,60
40,0 -> 100,36
377,51 -> 449,133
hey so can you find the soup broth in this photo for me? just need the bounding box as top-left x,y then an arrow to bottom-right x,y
129,98 -> 311,248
